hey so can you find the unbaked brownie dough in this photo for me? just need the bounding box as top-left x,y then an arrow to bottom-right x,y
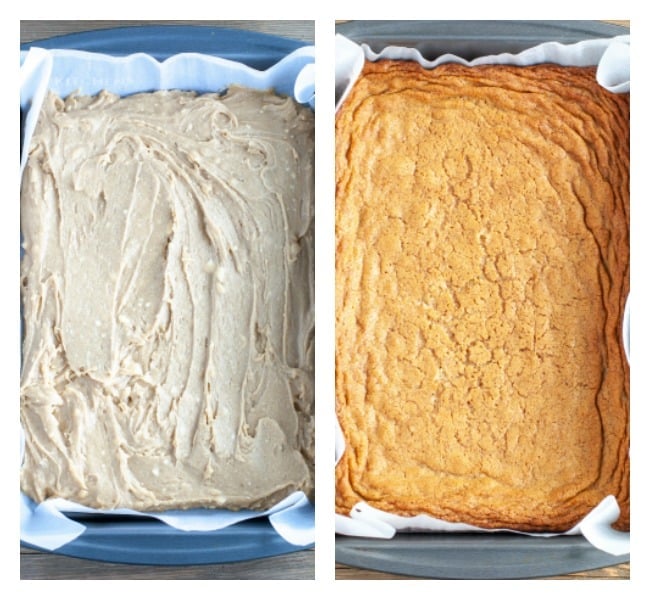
21,88 -> 314,511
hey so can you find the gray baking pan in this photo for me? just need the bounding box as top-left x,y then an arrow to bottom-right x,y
334,20 -> 630,580
336,20 -> 627,61
336,532 -> 628,580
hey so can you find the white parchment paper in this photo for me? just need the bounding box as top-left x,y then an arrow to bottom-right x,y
20,45 -> 315,552
335,33 -> 630,557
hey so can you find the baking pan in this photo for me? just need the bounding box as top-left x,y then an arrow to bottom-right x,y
337,20 -> 627,61
20,25 -> 313,566
336,533 -> 627,580
23,515 -> 303,566
334,19 -> 629,579
20,24 -> 307,68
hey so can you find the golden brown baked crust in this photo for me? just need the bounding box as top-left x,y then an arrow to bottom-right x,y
335,61 -> 629,532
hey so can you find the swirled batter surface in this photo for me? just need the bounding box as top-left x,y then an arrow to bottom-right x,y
21,88 -> 314,511
335,62 -> 629,531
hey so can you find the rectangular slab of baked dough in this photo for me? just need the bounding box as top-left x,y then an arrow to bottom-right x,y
335,61 -> 629,532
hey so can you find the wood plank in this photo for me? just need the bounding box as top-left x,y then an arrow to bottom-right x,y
20,20 -> 314,44
335,561 -> 630,580
21,548 -> 314,580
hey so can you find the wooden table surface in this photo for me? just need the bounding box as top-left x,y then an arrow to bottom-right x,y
20,19 -> 630,581
21,545 -> 314,580
335,560 -> 630,580
20,19 -> 316,45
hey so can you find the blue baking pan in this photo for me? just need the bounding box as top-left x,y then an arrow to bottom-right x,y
23,515 -> 306,566
20,24 -> 308,67
20,25 -> 314,567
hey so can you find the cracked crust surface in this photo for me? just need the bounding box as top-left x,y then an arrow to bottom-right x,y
335,61 -> 629,532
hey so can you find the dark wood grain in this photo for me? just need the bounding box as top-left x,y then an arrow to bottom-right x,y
21,545 -> 314,580
335,561 -> 630,580
20,20 -> 314,44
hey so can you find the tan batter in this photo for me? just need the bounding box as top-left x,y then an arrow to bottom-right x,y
21,88 -> 314,511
